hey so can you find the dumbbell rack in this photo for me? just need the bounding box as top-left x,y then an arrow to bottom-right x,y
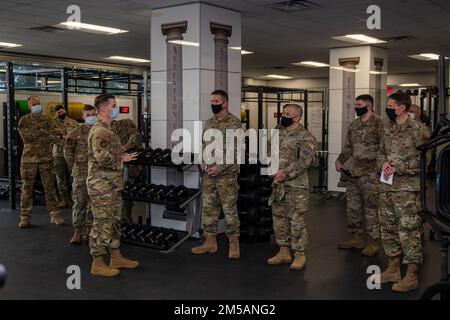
123,159 -> 202,253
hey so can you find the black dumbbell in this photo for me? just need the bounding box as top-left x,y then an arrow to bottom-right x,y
153,229 -> 166,247
165,186 -> 189,202
149,185 -> 168,202
141,148 -> 154,162
143,227 -> 157,244
121,221 -> 131,238
136,184 -> 151,198
124,224 -> 140,241
136,226 -> 148,243
144,184 -> 158,199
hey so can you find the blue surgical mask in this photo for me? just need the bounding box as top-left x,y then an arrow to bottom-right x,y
85,116 -> 97,126
31,104 -> 42,114
111,107 -> 120,120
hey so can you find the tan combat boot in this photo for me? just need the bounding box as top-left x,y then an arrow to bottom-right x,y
58,192 -> 72,209
50,213 -> 64,225
290,251 -> 306,270
337,232 -> 364,249
361,237 -> 379,257
228,235 -> 240,259
91,255 -> 120,277
110,248 -> 139,269
380,257 -> 402,284
19,216 -> 30,228
70,228 -> 82,245
392,264 -> 419,293
267,246 -> 292,265
191,236 -> 218,255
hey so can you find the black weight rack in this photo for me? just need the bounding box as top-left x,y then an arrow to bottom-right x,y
122,156 -> 202,253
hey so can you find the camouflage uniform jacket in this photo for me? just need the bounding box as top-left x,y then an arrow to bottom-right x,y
53,116 -> 79,158
64,124 -> 91,179
203,112 -> 242,175
337,114 -> 384,177
278,125 -> 317,190
87,119 -> 124,196
377,116 -> 430,192
111,119 -> 141,150
18,113 -> 63,164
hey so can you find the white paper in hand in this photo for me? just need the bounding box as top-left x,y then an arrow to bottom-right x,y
380,173 -> 394,185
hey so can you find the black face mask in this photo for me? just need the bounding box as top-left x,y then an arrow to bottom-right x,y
385,108 -> 398,121
58,113 -> 66,120
355,106 -> 369,117
211,104 -> 223,115
281,117 -> 294,128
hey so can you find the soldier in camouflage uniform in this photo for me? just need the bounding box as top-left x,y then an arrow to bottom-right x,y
87,94 -> 139,277
64,105 -> 97,244
53,105 -> 79,209
267,104 -> 316,271
17,96 -> 65,228
336,95 -> 383,256
377,92 -> 430,293
191,90 -> 242,259
111,118 -> 141,222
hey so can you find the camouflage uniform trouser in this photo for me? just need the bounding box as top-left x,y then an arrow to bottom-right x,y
201,174 -> 240,237
89,190 -> 122,256
72,177 -> 93,229
272,186 -> 309,252
20,162 -> 59,218
379,191 -> 423,265
346,172 -> 381,239
54,156 -> 69,195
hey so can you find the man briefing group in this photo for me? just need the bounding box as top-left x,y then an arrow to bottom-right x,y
16,90 -> 429,293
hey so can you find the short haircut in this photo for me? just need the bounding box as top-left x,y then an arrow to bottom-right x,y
27,96 -> 39,102
83,104 -> 96,113
94,94 -> 115,110
389,92 -> 412,111
283,104 -> 303,117
356,94 -> 374,107
54,104 -> 65,112
211,89 -> 229,102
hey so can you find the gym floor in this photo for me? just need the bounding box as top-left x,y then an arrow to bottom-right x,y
0,194 -> 442,300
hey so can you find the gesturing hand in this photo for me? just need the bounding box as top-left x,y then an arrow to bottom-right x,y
123,152 -> 139,163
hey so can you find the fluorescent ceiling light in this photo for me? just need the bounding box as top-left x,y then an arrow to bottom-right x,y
0,69 -> 5,73
107,56 -> 151,63
229,47 -> 254,55
168,40 -> 199,47
0,41 -> 22,48
409,53 -> 449,61
370,70 -> 387,75
264,75 -> 293,80
399,83 -> 421,87
330,66 -> 360,73
333,34 -> 386,44
47,80 -> 61,84
59,22 -> 128,35
293,61 -> 329,67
